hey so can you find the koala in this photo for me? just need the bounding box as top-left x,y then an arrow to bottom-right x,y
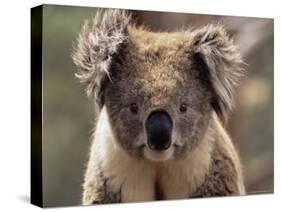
72,9 -> 245,204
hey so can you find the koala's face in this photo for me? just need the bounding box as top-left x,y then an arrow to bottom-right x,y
73,10 -> 243,162
105,29 -> 213,161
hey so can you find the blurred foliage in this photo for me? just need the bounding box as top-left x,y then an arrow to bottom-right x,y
39,5 -> 273,207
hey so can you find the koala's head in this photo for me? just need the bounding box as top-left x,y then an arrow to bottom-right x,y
73,10 -> 244,162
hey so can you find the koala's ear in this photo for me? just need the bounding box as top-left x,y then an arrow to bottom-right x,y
72,9 -> 131,109
192,24 -> 245,122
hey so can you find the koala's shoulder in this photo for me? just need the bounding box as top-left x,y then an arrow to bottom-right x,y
82,156 -> 121,204
190,115 -> 245,197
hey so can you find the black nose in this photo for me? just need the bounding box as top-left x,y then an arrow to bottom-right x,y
146,111 -> 172,151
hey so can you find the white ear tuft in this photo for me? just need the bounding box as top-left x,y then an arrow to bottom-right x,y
72,9 -> 131,109
193,24 -> 245,121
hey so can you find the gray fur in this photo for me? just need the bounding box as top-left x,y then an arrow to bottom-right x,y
191,138 -> 241,197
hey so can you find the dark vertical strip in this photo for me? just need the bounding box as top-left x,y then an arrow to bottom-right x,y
31,5 -> 43,208
271,19 -> 272,194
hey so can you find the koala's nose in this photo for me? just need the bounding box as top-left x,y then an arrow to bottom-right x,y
146,111 -> 172,151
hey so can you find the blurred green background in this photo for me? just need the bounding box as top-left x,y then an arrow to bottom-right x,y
40,5 -> 273,207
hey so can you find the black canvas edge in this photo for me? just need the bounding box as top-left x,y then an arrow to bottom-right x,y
31,5 -> 43,208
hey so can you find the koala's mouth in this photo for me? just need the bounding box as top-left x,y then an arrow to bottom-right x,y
143,145 -> 174,162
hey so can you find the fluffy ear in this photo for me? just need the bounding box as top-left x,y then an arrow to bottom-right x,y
192,24 -> 245,122
72,9 -> 131,109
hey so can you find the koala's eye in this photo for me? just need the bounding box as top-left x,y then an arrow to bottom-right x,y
179,103 -> 187,113
130,103 -> 138,114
